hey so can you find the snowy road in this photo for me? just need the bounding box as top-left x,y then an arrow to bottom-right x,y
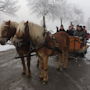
0,48 -> 90,90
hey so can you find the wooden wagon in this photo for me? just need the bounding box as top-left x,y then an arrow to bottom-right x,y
69,36 -> 89,57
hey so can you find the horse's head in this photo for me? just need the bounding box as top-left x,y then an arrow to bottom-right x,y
13,21 -> 47,48
13,21 -> 30,47
45,32 -> 55,46
0,20 -> 17,45
44,31 -> 62,49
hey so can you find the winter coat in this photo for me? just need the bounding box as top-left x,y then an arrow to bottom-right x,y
67,29 -> 74,36
74,30 -> 86,39
59,29 -> 65,32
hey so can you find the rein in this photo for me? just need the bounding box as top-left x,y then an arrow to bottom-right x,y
1,24 -> 16,41
42,32 -> 62,53
15,53 -> 36,59
14,33 -> 61,59
44,40 -> 62,53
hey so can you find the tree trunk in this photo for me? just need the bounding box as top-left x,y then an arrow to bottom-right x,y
60,18 -> 63,26
43,15 -> 46,30
70,21 -> 73,26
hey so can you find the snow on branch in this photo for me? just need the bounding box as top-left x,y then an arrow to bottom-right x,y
0,0 -> 19,15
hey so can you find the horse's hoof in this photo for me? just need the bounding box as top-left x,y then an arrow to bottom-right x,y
63,68 -> 67,71
22,72 -> 26,75
56,67 -> 63,72
60,68 -> 63,72
57,68 -> 60,71
39,76 -> 43,81
27,73 -> 31,78
39,73 -> 43,81
56,67 -> 60,71
42,80 -> 48,85
27,75 -> 31,78
37,63 -> 39,68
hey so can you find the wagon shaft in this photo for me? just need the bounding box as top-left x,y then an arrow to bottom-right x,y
15,53 -> 36,59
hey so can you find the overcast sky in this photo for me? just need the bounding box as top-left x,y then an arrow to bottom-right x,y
1,0 -> 90,31
10,0 -> 89,21
68,0 -> 90,20
3,0 -> 90,22
16,0 -> 90,31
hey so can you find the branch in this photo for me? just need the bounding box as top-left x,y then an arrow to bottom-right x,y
0,0 -> 19,15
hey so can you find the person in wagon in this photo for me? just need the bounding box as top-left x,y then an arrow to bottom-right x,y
56,26 -> 59,32
67,25 -> 75,36
82,26 -> 88,39
83,26 -> 87,33
59,24 -> 65,32
74,25 -> 86,43
82,26 -> 89,44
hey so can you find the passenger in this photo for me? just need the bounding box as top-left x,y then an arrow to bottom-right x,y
56,26 -> 59,32
67,25 -> 75,36
75,25 -> 79,31
82,26 -> 88,44
86,33 -> 90,40
59,25 -> 65,32
83,26 -> 87,33
74,25 -> 86,40
74,25 -> 79,36
71,24 -> 75,30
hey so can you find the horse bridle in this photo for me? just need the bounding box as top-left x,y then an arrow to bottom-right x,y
43,32 -> 62,53
15,22 -> 31,48
1,24 -> 16,41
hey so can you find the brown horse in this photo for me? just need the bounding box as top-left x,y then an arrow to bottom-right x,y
0,21 -> 17,45
37,31 -> 69,83
13,21 -> 69,83
12,21 -> 46,77
0,21 -> 31,76
14,21 -> 46,48
40,33 -> 89,83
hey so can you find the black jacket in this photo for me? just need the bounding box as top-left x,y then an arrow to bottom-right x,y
67,30 -> 74,36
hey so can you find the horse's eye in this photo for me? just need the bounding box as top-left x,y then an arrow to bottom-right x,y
3,29 -> 7,32
2,30 -> 7,37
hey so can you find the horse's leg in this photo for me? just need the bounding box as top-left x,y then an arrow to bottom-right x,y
57,53 -> 63,71
43,56 -> 48,83
17,50 -> 26,75
63,51 -> 69,69
26,56 -> 31,77
37,58 -> 39,68
38,56 -> 44,80
21,57 -> 26,75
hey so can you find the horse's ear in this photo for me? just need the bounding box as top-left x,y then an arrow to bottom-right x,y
5,20 -> 11,25
25,21 -> 28,25
26,21 -> 28,24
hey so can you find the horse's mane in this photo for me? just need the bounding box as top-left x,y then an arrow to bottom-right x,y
16,21 -> 46,46
0,21 -> 18,31
16,21 -> 25,35
0,21 -> 18,37
28,22 -> 45,37
28,22 -> 46,45
10,21 -> 18,28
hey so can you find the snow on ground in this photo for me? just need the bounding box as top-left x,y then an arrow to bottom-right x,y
0,44 -> 15,52
85,47 -> 90,59
85,40 -> 90,60
0,40 -> 90,61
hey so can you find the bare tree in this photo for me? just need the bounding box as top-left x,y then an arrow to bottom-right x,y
28,0 -> 59,19
27,0 -> 84,26
70,6 -> 84,25
86,17 -> 90,31
27,0 -> 60,30
55,0 -> 84,25
0,0 -> 18,16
